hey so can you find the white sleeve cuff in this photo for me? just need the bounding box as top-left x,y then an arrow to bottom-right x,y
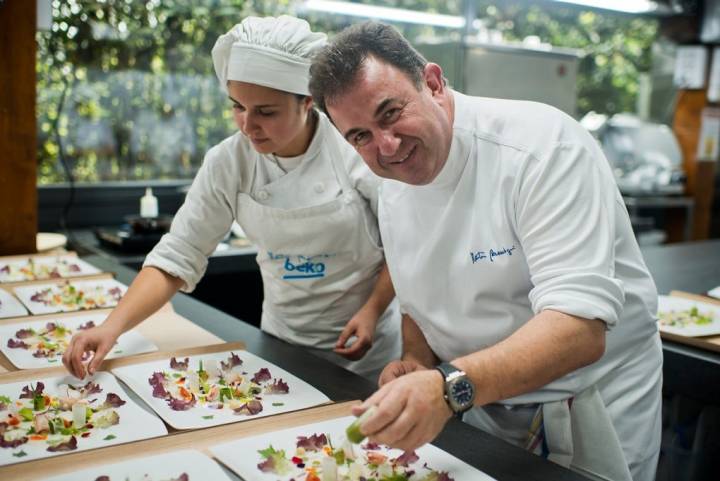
143,233 -> 209,293
530,273 -> 625,328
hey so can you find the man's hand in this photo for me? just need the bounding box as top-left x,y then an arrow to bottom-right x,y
62,324 -> 121,379
334,308 -> 379,361
351,369 -> 453,452
378,359 -> 424,386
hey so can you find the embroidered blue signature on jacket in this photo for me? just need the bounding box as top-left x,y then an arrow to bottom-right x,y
470,245 -> 517,264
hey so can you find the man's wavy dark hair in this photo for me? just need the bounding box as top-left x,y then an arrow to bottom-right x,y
309,21 -> 428,116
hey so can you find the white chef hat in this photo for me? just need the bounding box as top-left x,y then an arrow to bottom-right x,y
211,15 -> 327,96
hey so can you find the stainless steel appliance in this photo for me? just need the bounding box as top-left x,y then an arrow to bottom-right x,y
415,39 -> 581,116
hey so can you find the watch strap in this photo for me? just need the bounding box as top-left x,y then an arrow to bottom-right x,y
435,361 -> 459,381
435,362 -> 471,417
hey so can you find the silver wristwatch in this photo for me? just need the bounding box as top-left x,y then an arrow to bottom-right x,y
435,362 -> 475,416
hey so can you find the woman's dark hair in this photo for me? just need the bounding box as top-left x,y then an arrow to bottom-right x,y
309,21 -> 427,115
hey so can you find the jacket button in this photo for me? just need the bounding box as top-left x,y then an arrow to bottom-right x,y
314,182 -> 324,193
257,190 -> 269,201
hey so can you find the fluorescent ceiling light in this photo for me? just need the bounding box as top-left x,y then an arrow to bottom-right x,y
549,0 -> 661,14
299,0 -> 466,28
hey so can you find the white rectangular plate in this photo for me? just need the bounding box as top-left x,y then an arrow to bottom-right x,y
112,350 -> 330,430
210,415 -> 496,481
708,286 -> 720,300
657,295 -> 720,337
0,289 -> 27,319
0,313 -> 157,369
13,279 -> 128,315
0,256 -> 101,283
0,371 -> 167,466
41,449 -> 233,481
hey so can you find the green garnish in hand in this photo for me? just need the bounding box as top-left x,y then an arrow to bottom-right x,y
346,405 -> 377,444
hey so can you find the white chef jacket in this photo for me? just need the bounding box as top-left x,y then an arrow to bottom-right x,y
378,91 -> 662,479
144,111 -> 400,377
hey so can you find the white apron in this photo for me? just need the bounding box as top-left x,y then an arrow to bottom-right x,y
235,137 -> 400,379
462,335 -> 663,481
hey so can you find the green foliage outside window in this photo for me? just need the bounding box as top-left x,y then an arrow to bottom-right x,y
37,0 -> 658,184
476,1 -> 658,116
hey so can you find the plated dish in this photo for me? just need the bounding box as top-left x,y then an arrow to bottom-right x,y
0,289 -> 27,319
0,256 -> 101,283
12,279 -> 127,315
0,372 -> 167,466
112,350 -> 330,430
41,449 -> 233,481
210,415 -> 496,481
0,313 -> 157,369
657,295 -> 720,337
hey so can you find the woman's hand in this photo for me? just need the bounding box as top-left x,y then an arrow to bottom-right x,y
334,308 -> 379,361
62,324 -> 122,379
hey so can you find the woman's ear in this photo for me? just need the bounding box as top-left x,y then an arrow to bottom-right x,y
304,95 -> 314,111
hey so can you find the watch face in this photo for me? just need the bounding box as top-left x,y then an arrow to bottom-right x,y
451,379 -> 475,407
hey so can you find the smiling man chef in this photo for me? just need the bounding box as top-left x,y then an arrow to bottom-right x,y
309,21 -> 662,481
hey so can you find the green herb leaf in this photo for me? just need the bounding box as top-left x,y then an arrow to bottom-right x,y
202,415 -> 214,420
103,434 -> 116,441
258,445 -> 281,459
12,450 -> 27,458
272,402 -> 284,407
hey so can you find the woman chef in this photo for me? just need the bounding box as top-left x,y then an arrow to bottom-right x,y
63,15 -> 400,381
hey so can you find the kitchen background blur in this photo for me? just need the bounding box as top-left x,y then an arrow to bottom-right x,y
1,2 -> 720,479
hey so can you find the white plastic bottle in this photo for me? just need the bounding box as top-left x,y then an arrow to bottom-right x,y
140,187 -> 158,218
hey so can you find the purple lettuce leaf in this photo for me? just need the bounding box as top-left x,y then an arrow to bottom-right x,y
0,436 -> 28,449
68,264 -> 81,272
264,379 -> 289,394
167,396 -> 196,411
47,436 -> 78,452
45,322 -> 58,332
220,352 -> 243,371
363,441 -> 380,450
251,368 -> 271,384
78,320 -> 96,330
296,433 -> 327,451
33,349 -> 50,358
393,450 -> 419,467
14,328 -> 34,339
257,457 -> 276,472
102,393 -> 126,408
30,288 -> 52,304
0,265 -> 9,273
19,382 -> 45,399
170,475 -> 189,481
108,287 -> 123,299
170,357 -> 189,371
7,339 -> 29,349
148,372 -> 169,398
234,400 -> 263,416
94,477 -> 110,481
69,380 -> 102,396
